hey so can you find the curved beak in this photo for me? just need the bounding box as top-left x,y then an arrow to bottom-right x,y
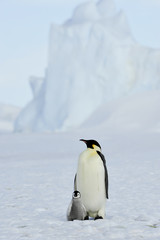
80,139 -> 87,143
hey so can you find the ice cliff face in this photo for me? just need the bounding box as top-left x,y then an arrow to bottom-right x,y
15,0 -> 160,132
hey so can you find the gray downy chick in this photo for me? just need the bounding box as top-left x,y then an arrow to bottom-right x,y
67,191 -> 87,221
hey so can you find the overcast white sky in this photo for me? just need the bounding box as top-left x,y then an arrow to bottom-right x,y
0,0 -> 160,107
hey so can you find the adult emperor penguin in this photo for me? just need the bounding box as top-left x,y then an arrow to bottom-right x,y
74,139 -> 108,220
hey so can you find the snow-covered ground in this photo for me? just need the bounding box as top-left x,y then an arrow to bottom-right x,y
0,91 -> 160,239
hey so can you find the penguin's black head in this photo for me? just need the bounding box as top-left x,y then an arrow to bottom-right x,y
72,191 -> 81,199
80,139 -> 101,151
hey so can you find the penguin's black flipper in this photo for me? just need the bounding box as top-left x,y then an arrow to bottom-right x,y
74,174 -> 77,191
97,151 -> 109,199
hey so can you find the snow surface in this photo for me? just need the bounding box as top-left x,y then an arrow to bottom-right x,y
82,90 -> 160,133
15,0 -> 160,132
1,90 -> 160,239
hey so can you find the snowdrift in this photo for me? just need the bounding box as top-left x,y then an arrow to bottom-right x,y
81,90 -> 160,133
15,0 -> 160,132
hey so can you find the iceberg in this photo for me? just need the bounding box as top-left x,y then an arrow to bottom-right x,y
15,0 -> 160,132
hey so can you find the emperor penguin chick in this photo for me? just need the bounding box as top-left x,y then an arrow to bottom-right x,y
67,191 -> 87,221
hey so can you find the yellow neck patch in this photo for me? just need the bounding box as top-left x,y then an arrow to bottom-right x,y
92,144 -> 101,151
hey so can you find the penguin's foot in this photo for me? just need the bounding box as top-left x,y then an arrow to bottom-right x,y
84,215 -> 89,220
94,216 -> 103,220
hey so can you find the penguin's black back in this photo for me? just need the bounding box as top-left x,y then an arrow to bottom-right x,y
97,151 -> 109,199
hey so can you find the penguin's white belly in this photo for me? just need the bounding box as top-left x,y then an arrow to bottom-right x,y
77,151 -> 106,214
